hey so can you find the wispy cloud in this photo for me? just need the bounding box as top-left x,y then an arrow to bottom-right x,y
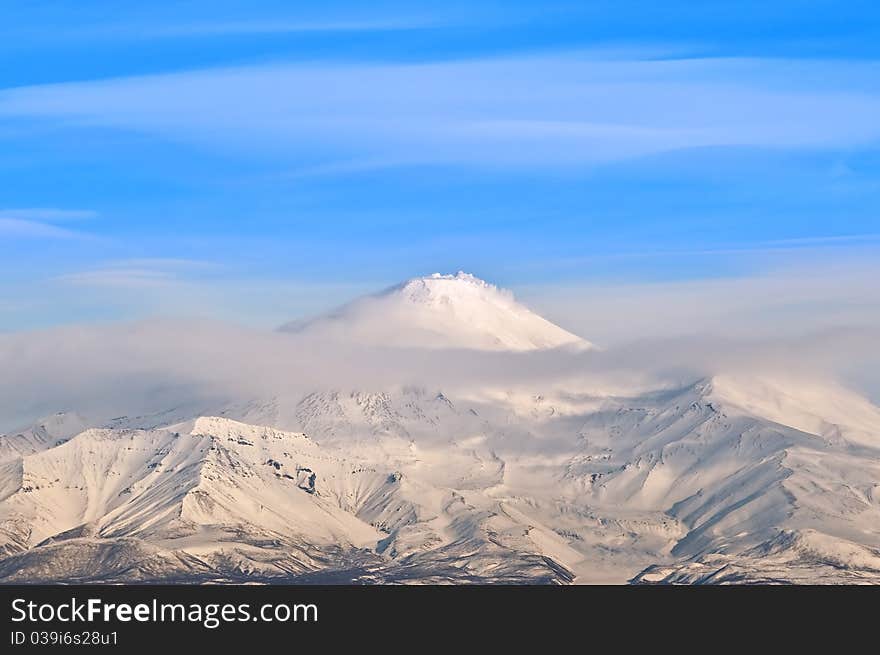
57,269 -> 178,289
0,218 -> 79,239
55,258 -> 215,289
515,233 -> 880,270
146,18 -> 435,38
520,257 -> 880,346
40,260 -> 378,328
2,55 -> 878,169
0,208 -> 98,222
99,257 -> 217,271
0,208 -> 97,240
1,6 -> 438,44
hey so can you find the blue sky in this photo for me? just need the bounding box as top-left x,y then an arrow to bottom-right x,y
2,1 -> 879,332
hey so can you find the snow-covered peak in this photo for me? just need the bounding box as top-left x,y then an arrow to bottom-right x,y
282,271 -> 594,352
0,412 -> 91,463
395,271 -> 504,304
190,416 -> 311,443
707,374 -> 880,448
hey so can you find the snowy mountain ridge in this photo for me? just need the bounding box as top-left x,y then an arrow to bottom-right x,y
2,374 -> 879,584
1,273 -> 878,584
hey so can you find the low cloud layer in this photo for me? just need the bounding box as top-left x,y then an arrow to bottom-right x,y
523,256 -> 880,345
2,253 -> 878,432
2,312 -> 878,433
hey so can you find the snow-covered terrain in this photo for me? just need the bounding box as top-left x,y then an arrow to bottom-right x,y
281,272 -> 593,352
1,273 -> 879,584
0,412 -> 89,462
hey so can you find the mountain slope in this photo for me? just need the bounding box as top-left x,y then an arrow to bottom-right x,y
0,416 -> 574,583
2,272 -> 879,584
0,412 -> 90,463
281,272 -> 593,351
559,378 -> 880,583
3,374 -> 878,584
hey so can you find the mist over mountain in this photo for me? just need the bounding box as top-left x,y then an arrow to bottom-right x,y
0,273 -> 880,584
1,273 -> 879,584
3,0 -> 880,596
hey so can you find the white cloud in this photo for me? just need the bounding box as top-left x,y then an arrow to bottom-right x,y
2,248 -> 879,429
0,218 -> 80,239
0,208 -> 98,240
39,259 -> 378,328
56,269 -> 178,289
1,310 -> 878,434
146,18 -> 435,38
520,257 -> 880,346
0,208 -> 97,222
2,55 -> 878,168
54,259 -> 218,290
